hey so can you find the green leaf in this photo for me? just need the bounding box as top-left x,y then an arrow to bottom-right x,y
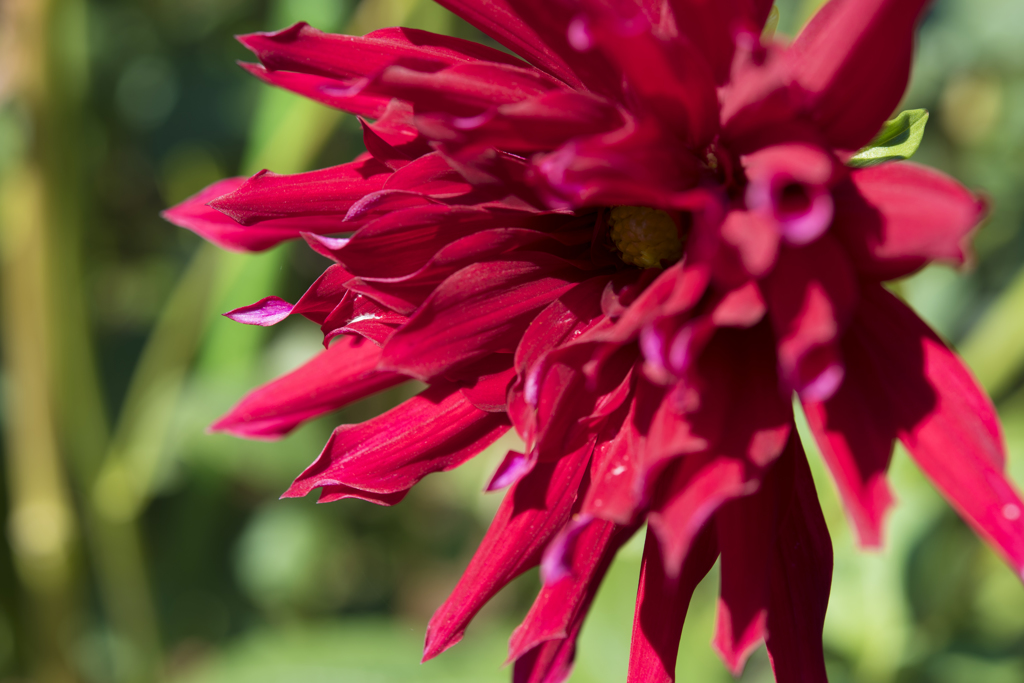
761,5 -> 780,41
847,109 -> 929,168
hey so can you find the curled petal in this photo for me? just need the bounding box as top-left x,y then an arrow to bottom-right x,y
766,236 -> 857,401
743,143 -> 839,246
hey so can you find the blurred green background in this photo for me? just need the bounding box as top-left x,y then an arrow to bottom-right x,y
1,0 -> 1024,681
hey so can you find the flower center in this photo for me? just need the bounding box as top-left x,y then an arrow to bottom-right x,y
607,206 -> 682,269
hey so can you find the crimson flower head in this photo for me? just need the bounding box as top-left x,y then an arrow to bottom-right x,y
164,0 -> 1023,680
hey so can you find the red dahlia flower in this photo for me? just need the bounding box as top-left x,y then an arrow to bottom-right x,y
164,0 -> 1024,680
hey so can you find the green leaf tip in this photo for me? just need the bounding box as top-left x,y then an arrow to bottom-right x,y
847,109 -> 929,168
761,5 -> 780,42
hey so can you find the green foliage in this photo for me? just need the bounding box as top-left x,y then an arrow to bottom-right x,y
848,109 -> 930,168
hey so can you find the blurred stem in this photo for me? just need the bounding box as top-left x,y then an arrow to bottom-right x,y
0,165 -> 79,683
0,2 -> 81,682
10,0 -> 167,679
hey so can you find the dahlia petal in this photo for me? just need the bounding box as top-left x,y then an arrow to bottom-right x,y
854,284 -> 1024,574
302,233 -> 348,262
718,335 -> 793,468
283,382 -> 510,499
717,40 -> 800,154
423,439 -> 593,660
223,263 -> 352,327
648,453 -> 752,576
208,157 -> 391,226
345,226 -> 584,316
515,275 -> 613,377
317,485 -> 407,506
627,523 -> 718,683
742,143 -> 839,247
238,23 -> 526,81
380,253 -> 583,380
432,0 -> 589,90
360,118 -> 412,170
646,370 -> 718,469
532,344 -> 636,462
714,209 -> 779,283
764,439 -> 832,683
354,62 -> 566,118
364,99 -> 433,155
568,2 -> 717,146
512,634 -> 579,683
766,237 -> 857,400
486,449 -> 535,491
582,396 -> 641,524
223,296 -> 295,327
605,260 -> 710,343
790,0 -> 931,151
667,0 -> 773,83
317,287 -> 399,338
326,317 -> 402,348
211,335 -> 404,439
445,0 -> 629,99
508,519 -> 636,662
833,162 -> 987,280
239,62 -> 390,118
536,119 -> 705,209
459,365 -> 517,413
801,339 -> 896,548
539,515 -> 593,586
160,178 -> 316,252
335,206 -> 516,279
713,444 -> 793,675
292,264 -> 354,326
420,91 -> 625,157
646,328 -> 790,491
382,152 -> 473,196
711,281 -> 767,328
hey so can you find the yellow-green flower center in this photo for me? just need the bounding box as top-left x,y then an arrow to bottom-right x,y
607,206 -> 682,269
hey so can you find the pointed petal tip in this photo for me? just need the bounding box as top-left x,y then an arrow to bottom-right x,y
223,295 -> 295,326
422,625 -> 464,663
280,481 -> 313,499
711,600 -> 767,677
485,450 -> 535,491
206,415 -> 283,441
236,21 -> 310,50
